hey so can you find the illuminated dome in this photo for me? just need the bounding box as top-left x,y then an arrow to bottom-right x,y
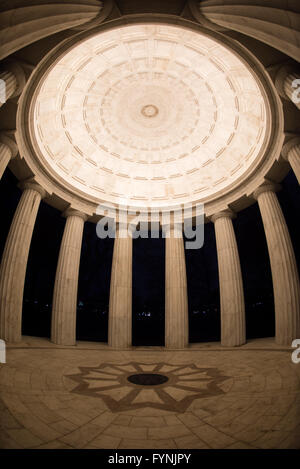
30,23 -> 268,209
1,2 -> 300,451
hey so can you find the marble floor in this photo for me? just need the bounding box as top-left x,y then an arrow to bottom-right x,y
0,337 -> 299,449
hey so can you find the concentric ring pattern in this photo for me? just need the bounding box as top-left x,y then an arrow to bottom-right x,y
33,24 -> 267,208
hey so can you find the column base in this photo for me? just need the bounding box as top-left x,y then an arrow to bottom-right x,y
108,345 -> 132,351
275,336 -> 297,347
165,344 -> 189,350
221,341 -> 246,347
51,340 -> 77,347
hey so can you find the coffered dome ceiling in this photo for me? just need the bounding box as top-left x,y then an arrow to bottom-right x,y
31,23 -> 269,209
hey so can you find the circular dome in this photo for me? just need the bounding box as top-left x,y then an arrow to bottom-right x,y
30,23 -> 269,209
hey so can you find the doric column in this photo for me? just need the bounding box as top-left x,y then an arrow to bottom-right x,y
282,137 -> 300,184
108,223 -> 132,349
0,180 -> 46,343
254,183 -> 300,345
0,1 -> 110,61
275,66 -> 300,110
212,210 -> 246,347
165,224 -> 189,349
51,209 -> 87,346
0,133 -> 18,179
0,62 -> 26,106
190,0 -> 300,61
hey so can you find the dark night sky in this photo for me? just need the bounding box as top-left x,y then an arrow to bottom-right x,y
0,167 -> 299,345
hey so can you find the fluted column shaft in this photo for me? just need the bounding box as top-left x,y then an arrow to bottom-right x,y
108,224 -> 132,349
51,210 -> 87,346
0,144 -> 12,179
212,211 -> 246,347
0,1 -> 106,60
165,224 -> 189,349
285,143 -> 300,184
193,0 -> 300,61
0,181 -> 46,342
0,133 -> 18,179
0,71 -> 17,105
254,184 -> 300,345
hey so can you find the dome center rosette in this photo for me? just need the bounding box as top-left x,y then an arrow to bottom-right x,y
141,105 -> 159,118
18,21 -> 276,212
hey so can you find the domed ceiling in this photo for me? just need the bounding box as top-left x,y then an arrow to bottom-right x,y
32,23 -> 268,208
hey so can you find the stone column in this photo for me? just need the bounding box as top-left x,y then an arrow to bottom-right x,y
0,1 -> 107,61
0,180 -> 46,343
254,183 -> 300,345
165,224 -> 189,349
108,223 -> 132,349
212,210 -> 246,347
275,66 -> 300,110
51,209 -> 87,346
0,133 -> 18,179
282,137 -> 300,184
192,0 -> 300,61
0,63 -> 26,106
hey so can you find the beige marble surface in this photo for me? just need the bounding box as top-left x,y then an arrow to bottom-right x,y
32,23 -> 267,208
0,336 -> 299,449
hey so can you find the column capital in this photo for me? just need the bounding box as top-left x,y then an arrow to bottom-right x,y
253,181 -> 281,200
211,209 -> 236,224
282,136 -> 300,161
188,0 -> 228,32
63,208 -> 88,222
70,0 -> 113,32
18,179 -> 47,199
0,132 -> 18,159
4,61 -> 26,97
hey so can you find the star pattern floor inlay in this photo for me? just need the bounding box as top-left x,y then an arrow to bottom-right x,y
67,362 -> 229,413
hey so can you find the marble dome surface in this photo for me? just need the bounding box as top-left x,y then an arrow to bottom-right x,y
32,23 -> 268,208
